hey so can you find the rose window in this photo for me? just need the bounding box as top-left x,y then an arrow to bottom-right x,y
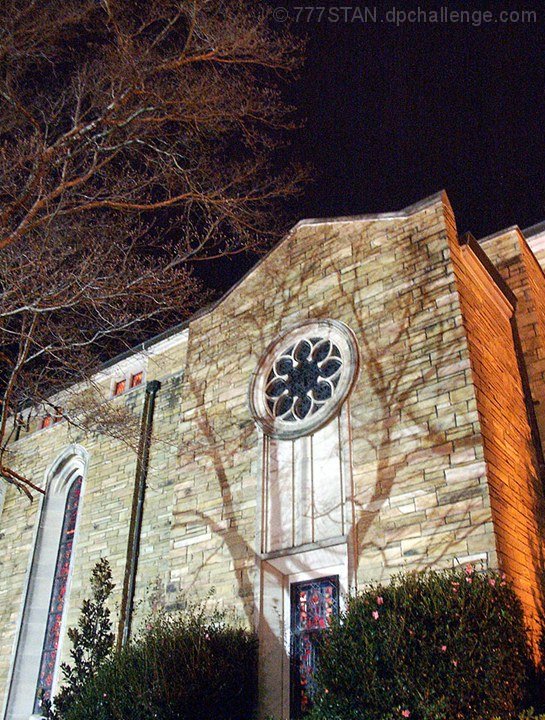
265,338 -> 343,422
250,320 -> 358,439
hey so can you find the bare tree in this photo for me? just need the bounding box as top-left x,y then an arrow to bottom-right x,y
0,0 -> 307,496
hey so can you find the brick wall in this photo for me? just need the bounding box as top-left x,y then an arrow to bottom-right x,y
450,229 -> 545,645
481,229 -> 545,463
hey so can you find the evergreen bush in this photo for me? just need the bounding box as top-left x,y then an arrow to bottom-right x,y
60,600 -> 258,720
309,567 -> 533,720
44,558 -> 115,719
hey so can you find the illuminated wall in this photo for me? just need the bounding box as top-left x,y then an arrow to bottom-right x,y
449,223 -> 545,647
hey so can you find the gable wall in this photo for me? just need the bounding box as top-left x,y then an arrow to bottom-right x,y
162,194 -> 498,634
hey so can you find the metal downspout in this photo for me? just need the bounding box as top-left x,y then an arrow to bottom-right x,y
118,379 -> 161,648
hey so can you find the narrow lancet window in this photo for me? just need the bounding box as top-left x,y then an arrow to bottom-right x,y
34,476 -> 82,712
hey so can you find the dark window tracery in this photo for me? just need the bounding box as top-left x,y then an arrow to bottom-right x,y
265,337 -> 343,422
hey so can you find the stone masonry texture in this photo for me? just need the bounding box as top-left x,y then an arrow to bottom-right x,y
2,191 -> 545,712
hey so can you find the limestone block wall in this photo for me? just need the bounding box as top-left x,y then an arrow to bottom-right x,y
344,197 -> 491,582
165,192 -> 500,632
0,398 -> 141,714
449,230 -> 545,642
0,481 -> 5,523
0,333 -> 187,714
131,368 -> 187,613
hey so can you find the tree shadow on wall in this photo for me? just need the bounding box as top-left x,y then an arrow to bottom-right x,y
168,217 -> 498,717
324,246 -> 486,576
173,248 -> 314,605
173,216 -> 496,596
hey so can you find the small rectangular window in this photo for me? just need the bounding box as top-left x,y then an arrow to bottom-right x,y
41,414 -> 53,429
130,371 -> 143,388
114,379 -> 126,396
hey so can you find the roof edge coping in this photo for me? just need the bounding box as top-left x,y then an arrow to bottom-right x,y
76,190 -> 450,375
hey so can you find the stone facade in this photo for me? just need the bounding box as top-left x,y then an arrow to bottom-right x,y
1,191 -> 545,719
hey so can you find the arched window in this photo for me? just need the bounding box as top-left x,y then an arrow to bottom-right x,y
34,476 -> 82,712
4,446 -> 87,720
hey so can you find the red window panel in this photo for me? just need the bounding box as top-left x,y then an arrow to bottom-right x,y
41,414 -> 53,429
113,379 -> 126,396
130,371 -> 143,388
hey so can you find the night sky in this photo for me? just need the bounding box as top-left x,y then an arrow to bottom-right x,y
285,0 -> 545,236
204,1 -> 545,289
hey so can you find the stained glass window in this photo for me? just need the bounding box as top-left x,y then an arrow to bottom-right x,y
265,337 -> 343,422
113,379 -> 126,396
34,476 -> 82,713
290,575 -> 339,717
130,371 -> 143,388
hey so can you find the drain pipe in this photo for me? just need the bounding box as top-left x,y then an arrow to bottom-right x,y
118,379 -> 161,648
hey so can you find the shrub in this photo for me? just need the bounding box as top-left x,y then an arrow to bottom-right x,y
45,558 -> 115,719
309,567 -> 533,720
61,600 -> 258,720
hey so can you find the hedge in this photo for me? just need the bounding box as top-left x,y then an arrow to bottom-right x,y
309,567 -> 533,720
60,603 -> 258,720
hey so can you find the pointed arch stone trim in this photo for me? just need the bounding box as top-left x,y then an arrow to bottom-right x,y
3,445 -> 89,720
45,444 -> 89,495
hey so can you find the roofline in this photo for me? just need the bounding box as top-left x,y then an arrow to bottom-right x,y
290,191 -> 446,229
523,220 -> 545,238
478,225 -> 521,245
98,190 -> 448,372
459,232 -> 517,308
98,310 -> 198,374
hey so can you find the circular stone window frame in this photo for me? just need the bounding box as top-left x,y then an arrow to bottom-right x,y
249,319 -> 359,440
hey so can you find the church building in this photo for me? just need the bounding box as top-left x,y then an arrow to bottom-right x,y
2,191 -> 545,719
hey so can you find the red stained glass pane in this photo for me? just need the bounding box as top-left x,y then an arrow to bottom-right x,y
51,578 -> 67,613
290,576 -> 339,717
38,651 -> 56,693
130,371 -> 143,388
43,613 -> 63,652
34,477 -> 82,713
41,415 -> 52,429
57,541 -> 73,578
114,379 -> 126,395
